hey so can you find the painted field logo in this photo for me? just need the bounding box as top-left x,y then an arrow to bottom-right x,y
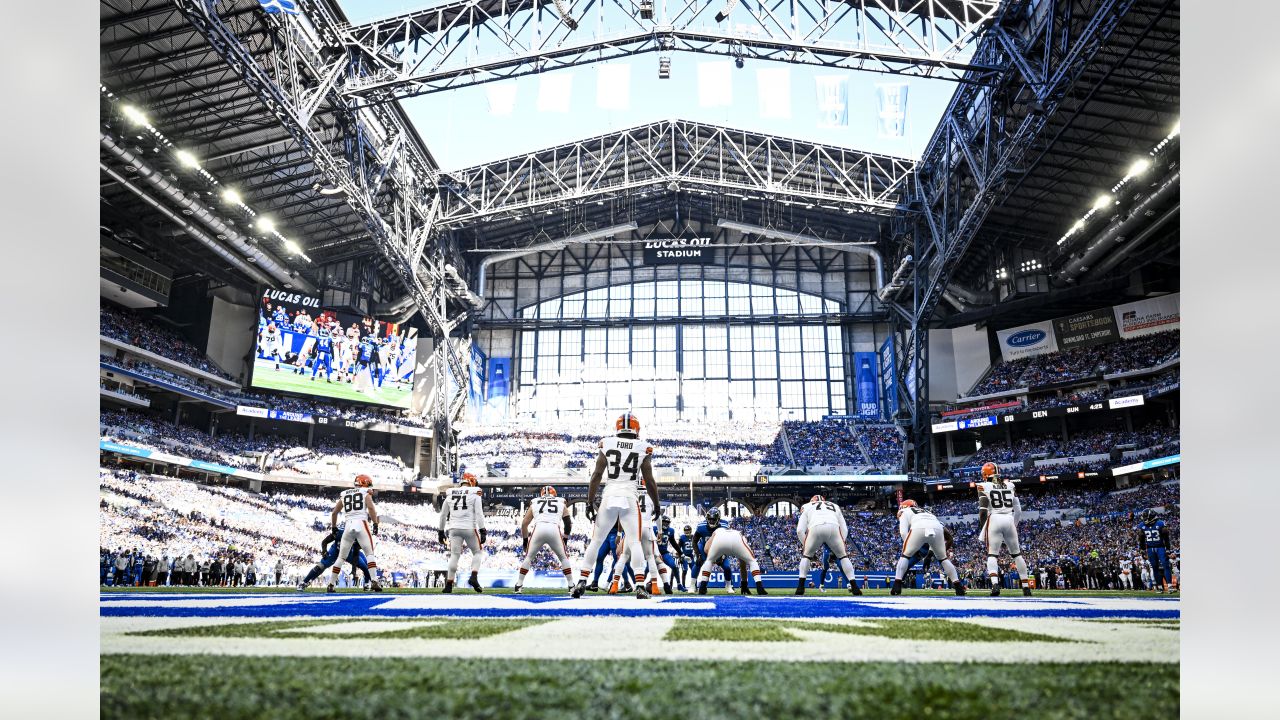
1007,329 -> 1047,347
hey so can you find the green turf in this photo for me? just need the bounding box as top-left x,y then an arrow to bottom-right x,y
130,618 -> 548,640
665,618 -> 800,642
251,359 -> 411,407
664,619 -> 1072,643
101,655 -> 1177,720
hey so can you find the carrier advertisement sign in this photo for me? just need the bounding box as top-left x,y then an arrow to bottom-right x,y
1113,293 -> 1180,339
1053,308 -> 1119,350
642,238 -> 715,265
996,320 -> 1058,361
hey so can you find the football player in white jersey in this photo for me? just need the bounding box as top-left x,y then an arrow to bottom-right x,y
259,322 -> 286,368
439,474 -> 486,593
694,509 -> 768,595
976,462 -> 1033,596
609,498 -> 673,597
1119,556 -> 1134,590
514,486 -> 574,593
891,500 -> 965,596
571,413 -> 660,600
327,474 -> 382,592
795,495 -> 862,596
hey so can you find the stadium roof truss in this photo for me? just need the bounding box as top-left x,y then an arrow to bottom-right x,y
337,0 -> 1003,100
435,119 -> 915,230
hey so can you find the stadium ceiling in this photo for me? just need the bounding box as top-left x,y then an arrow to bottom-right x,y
338,0 -> 1003,100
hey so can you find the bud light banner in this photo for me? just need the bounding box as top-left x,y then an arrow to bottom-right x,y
996,320 -> 1059,362
853,352 -> 881,419
1112,292 -> 1179,339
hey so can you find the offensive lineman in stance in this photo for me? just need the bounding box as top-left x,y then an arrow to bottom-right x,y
439,474 -> 486,593
514,486 -> 574,593
977,462 -> 1033,596
891,500 -> 965,596
572,413 -> 661,600
795,495 -> 862,596
328,474 -> 382,592
695,508 -> 768,595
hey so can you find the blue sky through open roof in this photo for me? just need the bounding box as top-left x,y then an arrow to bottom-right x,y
340,0 -> 967,170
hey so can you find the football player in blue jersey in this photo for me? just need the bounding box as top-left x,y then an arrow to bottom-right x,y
297,525 -> 372,590
585,524 -> 621,592
693,509 -> 734,592
1136,510 -> 1175,593
310,324 -> 334,382
676,525 -> 695,591
656,516 -> 684,592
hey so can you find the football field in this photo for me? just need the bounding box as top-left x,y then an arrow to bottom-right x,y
101,588 -> 1179,719
250,358 -> 412,408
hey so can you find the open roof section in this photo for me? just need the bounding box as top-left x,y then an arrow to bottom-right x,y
338,0 -> 1001,167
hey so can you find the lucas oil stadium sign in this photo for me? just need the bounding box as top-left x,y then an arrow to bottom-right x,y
643,238 -> 715,265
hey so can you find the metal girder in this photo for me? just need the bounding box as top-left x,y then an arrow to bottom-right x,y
437,119 -> 915,229
882,0 -> 1140,470
337,0 -> 1002,100
173,0 -> 473,474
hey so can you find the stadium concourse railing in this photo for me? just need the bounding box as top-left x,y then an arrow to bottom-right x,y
100,360 -> 237,409
99,335 -> 240,388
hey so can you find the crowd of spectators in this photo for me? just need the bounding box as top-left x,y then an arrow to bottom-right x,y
968,330 -> 1179,396
100,305 -> 234,380
961,422 -> 1179,469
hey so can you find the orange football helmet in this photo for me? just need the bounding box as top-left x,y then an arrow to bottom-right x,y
540,485 -> 557,497
616,412 -> 641,436
354,474 -> 373,487
461,473 -> 478,487
981,462 -> 998,479
899,499 -> 918,511
810,495 -> 825,504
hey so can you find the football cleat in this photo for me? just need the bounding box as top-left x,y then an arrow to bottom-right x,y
443,580 -> 454,594
1022,586 -> 1032,597
663,582 -> 673,595
468,573 -> 483,593
296,581 -> 306,591
621,582 -> 635,594
755,582 -> 768,595
635,584 -> 651,600
849,581 -> 863,596
326,584 -> 335,593
890,579 -> 902,596
990,586 -> 1001,597
794,579 -> 806,596
586,582 -> 600,593
955,583 -> 967,596
697,581 -> 708,595
513,585 -> 523,594
371,580 -> 383,592
608,580 -> 620,595
649,579 -> 661,596
571,580 -> 588,599
739,582 -> 751,596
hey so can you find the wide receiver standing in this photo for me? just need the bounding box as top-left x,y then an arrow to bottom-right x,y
514,486 -> 574,594
571,412 -> 660,600
328,474 -> 382,593
439,474 -> 486,593
795,495 -> 862,596
977,462 -> 1033,596
891,500 -> 965,596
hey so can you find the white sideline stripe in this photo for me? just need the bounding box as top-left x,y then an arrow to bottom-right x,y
100,596 -> 345,608
370,595 -> 718,611
275,621 -> 444,635
100,617 -> 1179,664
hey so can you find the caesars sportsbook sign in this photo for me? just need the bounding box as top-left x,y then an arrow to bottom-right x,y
642,238 -> 715,265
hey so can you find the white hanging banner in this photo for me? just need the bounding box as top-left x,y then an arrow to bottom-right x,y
1112,293 -> 1180,339
756,67 -> 792,119
876,82 -> 909,138
995,320 -> 1059,361
537,73 -> 574,113
596,64 -> 631,110
697,62 -> 733,108
815,75 -> 849,128
486,82 -> 517,116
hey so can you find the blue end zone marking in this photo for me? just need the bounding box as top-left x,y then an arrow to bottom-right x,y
99,594 -> 1180,620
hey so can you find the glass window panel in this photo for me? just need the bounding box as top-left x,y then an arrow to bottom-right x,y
727,282 -> 750,297
561,297 -> 584,319
774,292 -> 798,315
704,293 -> 726,316
681,293 -> 703,315
752,325 -> 776,350
799,294 -> 823,314
804,353 -> 827,377
634,283 -> 655,298
727,294 -> 750,314
657,281 -> 678,299
656,325 -> 676,346
802,326 -> 824,346
633,326 -> 654,350
753,353 -> 777,378
729,350 -> 752,377
778,326 -> 801,348
633,297 -> 655,316
656,297 -> 679,316
609,284 -> 630,300
730,326 -> 751,345
704,326 -> 727,350
682,350 -> 704,377
705,350 -> 728,377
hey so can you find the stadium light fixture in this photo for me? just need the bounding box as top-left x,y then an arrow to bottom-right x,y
283,239 -> 303,255
1126,158 -> 1151,179
658,56 -> 671,79
257,217 -> 276,233
222,188 -> 242,205
1169,120 -> 1179,138
175,150 -> 200,169
1092,194 -> 1112,210
121,105 -> 148,126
